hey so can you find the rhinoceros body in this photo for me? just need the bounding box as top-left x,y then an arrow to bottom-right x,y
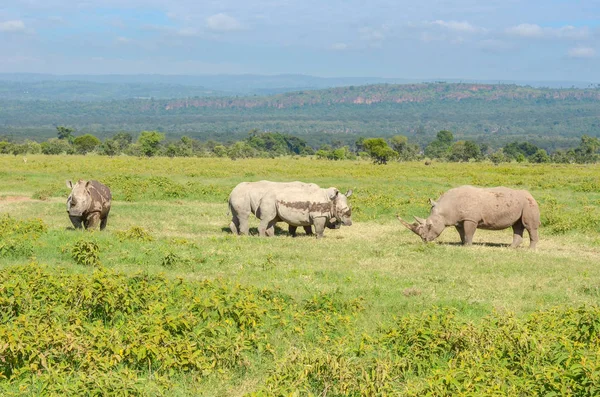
257,186 -> 352,238
228,181 -> 323,236
66,180 -> 112,230
398,185 -> 540,248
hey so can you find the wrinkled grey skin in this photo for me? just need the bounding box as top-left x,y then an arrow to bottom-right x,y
66,180 -> 112,230
257,186 -> 353,238
398,185 -> 540,249
228,181 -> 338,236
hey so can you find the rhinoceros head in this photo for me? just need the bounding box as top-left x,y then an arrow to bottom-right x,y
328,188 -> 353,227
397,215 -> 443,242
66,180 -> 92,217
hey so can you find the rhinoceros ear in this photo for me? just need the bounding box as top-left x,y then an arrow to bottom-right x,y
66,180 -> 73,189
327,188 -> 339,200
428,198 -> 438,207
414,216 -> 426,224
345,189 -> 353,198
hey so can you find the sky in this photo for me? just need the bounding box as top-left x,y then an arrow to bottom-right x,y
1,0 -> 599,82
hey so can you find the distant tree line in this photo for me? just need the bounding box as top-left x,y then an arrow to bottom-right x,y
1,126 -> 599,164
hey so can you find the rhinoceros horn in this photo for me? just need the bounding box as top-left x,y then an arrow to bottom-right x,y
397,216 -> 417,231
413,216 -> 426,224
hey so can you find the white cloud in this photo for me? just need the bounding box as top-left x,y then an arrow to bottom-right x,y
116,36 -> 131,43
206,13 -> 241,32
477,39 -> 513,52
568,46 -> 596,59
432,20 -> 483,33
556,25 -> 589,39
506,23 -> 544,38
331,42 -> 348,51
0,20 -> 26,32
177,27 -> 200,36
359,26 -> 389,48
506,23 -> 589,39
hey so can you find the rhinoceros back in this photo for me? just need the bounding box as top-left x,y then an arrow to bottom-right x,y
88,180 -> 112,215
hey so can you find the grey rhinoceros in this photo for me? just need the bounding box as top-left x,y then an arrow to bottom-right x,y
398,185 -> 540,248
257,186 -> 353,238
66,179 -> 112,230
228,181 -> 335,236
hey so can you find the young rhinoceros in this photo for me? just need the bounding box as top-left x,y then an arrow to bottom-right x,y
66,179 -> 112,230
257,186 -> 353,238
398,185 -> 540,248
228,181 -> 339,236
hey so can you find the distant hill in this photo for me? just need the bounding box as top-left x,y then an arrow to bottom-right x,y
0,73 -> 596,99
1,82 -> 599,150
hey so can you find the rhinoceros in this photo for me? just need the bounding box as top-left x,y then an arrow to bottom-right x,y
257,186 -> 353,238
66,179 -> 112,230
398,185 -> 540,248
228,180 -> 334,236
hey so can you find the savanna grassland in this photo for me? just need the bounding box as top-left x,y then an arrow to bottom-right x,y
1,154 -> 600,395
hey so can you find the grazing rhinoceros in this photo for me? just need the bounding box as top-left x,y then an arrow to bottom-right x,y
257,186 -> 353,238
228,180 -> 334,236
66,179 -> 112,230
397,185 -> 540,248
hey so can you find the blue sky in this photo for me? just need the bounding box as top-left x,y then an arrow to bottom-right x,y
1,0 -> 599,81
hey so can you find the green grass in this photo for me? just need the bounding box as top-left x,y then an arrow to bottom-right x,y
1,154 -> 600,395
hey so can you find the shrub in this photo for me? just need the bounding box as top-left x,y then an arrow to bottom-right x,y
70,239 -> 101,266
115,226 -> 154,242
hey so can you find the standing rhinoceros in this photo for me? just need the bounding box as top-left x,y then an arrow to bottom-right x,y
257,186 -> 353,238
66,179 -> 112,230
397,185 -> 540,248
229,180 -> 325,236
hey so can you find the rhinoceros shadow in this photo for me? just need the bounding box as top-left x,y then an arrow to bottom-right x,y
220,225 -> 291,236
438,241 -> 511,248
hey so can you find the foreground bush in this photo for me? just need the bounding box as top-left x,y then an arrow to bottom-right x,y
257,307 -> 600,396
0,264 -> 361,395
2,264 -> 600,395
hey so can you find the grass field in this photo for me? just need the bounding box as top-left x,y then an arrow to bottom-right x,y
1,155 -> 600,395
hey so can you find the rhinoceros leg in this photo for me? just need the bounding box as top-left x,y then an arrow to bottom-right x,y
259,218 -> 277,237
86,213 -> 101,230
313,217 -> 326,239
69,215 -> 83,229
239,216 -> 250,236
524,223 -> 538,249
462,221 -> 477,245
288,225 -> 298,237
511,221 -> 524,248
100,215 -> 109,231
303,226 -> 313,235
455,224 -> 466,244
230,214 -> 240,235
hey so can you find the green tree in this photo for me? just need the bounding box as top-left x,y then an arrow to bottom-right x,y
390,135 -> 420,161
354,137 -> 366,153
529,149 -> 550,163
99,139 -> 120,156
362,138 -> 398,164
448,140 -> 481,162
503,141 -> 539,161
41,138 -> 72,155
73,134 -> 101,154
574,135 -> 600,163
137,131 -> 165,157
112,132 -> 133,151
489,149 -> 508,165
0,141 -> 13,154
56,126 -> 75,144
424,130 -> 454,159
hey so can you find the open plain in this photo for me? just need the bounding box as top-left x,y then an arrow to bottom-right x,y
1,155 -> 600,395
